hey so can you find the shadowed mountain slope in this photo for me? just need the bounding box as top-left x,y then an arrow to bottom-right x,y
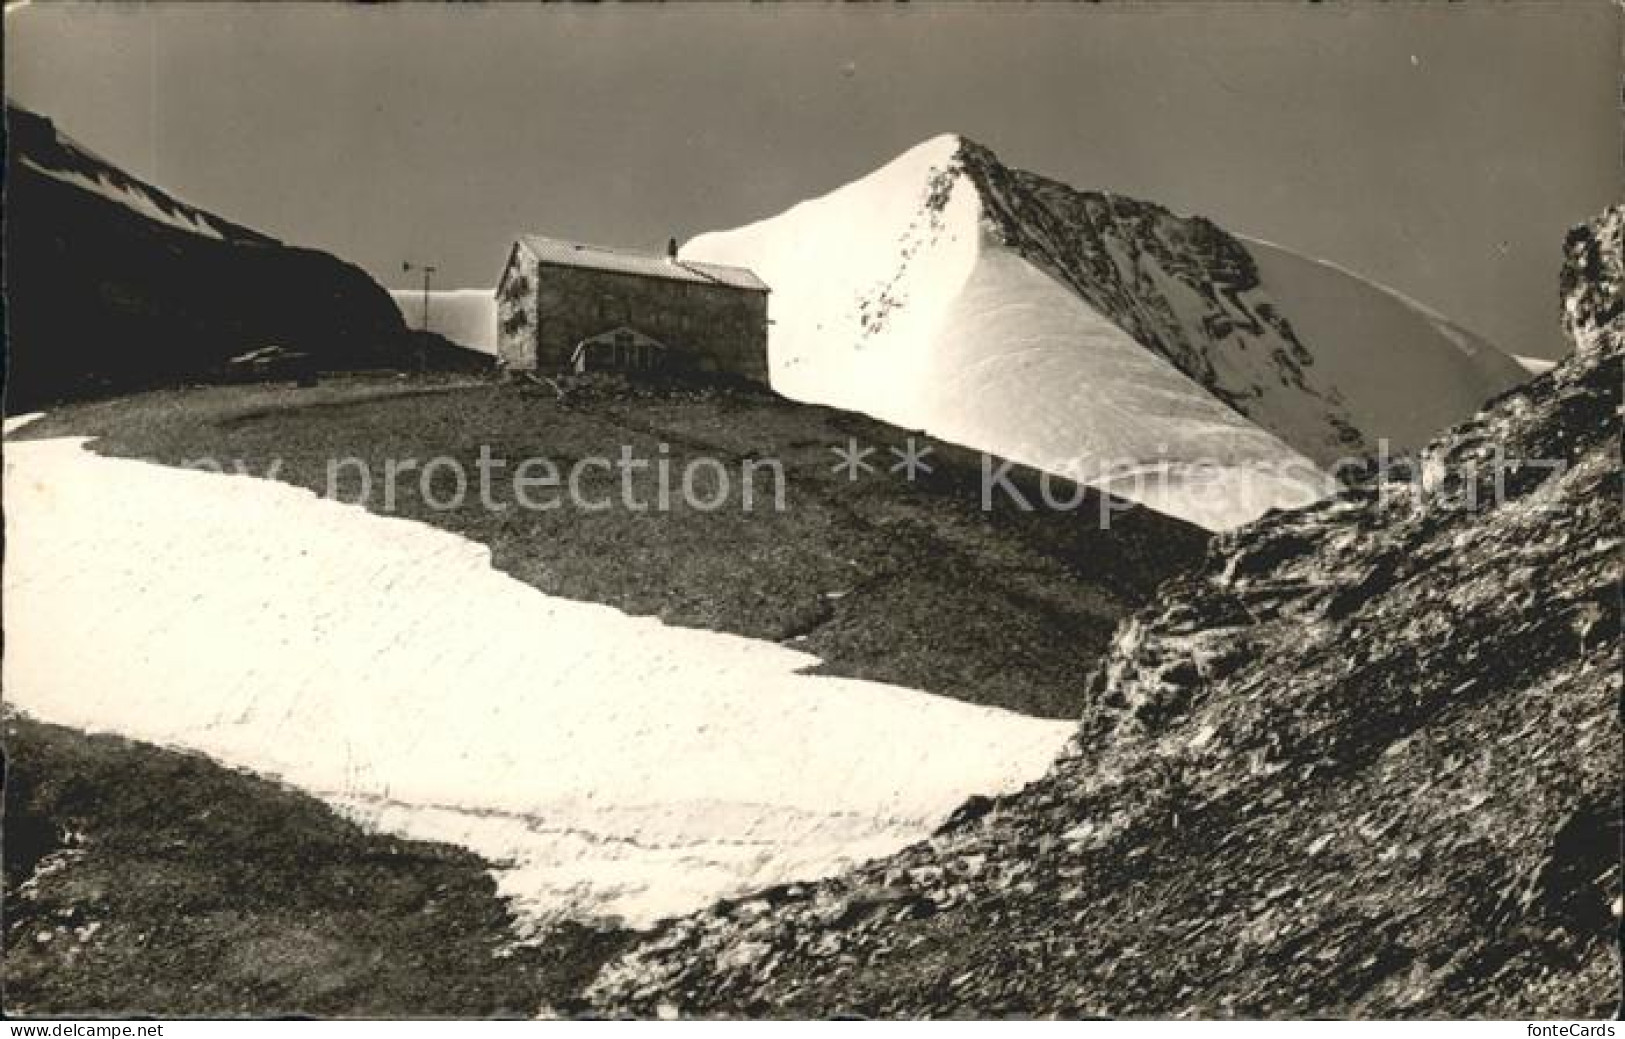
4,104 -> 423,408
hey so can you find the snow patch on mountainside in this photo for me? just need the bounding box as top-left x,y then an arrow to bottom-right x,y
21,157 -> 229,241
390,289 -> 497,355
11,105 -> 265,244
1513,354 -> 1558,376
3,435 -> 1070,929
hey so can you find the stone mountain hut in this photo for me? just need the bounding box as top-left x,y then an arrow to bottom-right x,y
495,235 -> 769,381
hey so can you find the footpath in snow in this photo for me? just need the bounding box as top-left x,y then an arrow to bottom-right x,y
3,432 -> 1071,929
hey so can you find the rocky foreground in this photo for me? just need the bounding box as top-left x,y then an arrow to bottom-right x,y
588,211 -> 1623,1018
2,715 -> 633,1017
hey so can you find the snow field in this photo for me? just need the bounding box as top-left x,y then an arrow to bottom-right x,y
3,435 -> 1071,928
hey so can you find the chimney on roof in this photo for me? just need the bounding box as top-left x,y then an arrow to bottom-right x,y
666,236 -> 679,262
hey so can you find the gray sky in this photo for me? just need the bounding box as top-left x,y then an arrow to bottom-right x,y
6,1 -> 1619,357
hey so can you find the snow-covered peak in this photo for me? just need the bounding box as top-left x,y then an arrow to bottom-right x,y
880,131 -> 970,172
686,135 -> 1526,529
826,133 -> 971,196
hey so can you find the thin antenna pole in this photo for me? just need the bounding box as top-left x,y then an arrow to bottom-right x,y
422,265 -> 435,331
403,261 -> 438,332
403,260 -> 437,375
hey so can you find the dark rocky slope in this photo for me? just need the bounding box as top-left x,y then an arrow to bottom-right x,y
3,104 -> 453,409
954,139 -> 1368,460
588,208 -> 1623,1018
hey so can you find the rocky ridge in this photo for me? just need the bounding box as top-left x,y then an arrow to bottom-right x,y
954,139 -> 1368,463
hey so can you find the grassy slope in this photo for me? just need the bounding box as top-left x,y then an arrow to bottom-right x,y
1,714 -> 632,1017
14,373 -> 1205,718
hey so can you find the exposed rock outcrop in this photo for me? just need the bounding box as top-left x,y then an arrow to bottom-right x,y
589,208 -> 1623,1017
956,139 -> 1366,460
